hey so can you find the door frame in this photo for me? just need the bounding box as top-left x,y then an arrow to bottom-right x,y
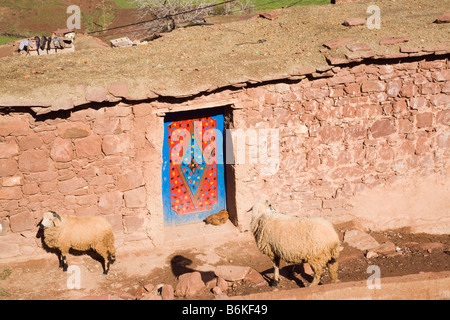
161,107 -> 227,225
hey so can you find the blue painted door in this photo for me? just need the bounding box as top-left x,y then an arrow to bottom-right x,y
162,113 -> 226,225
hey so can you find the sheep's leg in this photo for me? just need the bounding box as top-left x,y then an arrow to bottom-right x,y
59,249 -> 69,272
327,259 -> 339,284
97,247 -> 110,275
308,260 -> 324,287
271,256 -> 281,287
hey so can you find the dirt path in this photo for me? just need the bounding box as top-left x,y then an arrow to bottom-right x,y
0,224 -> 449,300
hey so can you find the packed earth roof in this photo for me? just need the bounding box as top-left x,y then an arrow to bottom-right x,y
0,0 -> 449,111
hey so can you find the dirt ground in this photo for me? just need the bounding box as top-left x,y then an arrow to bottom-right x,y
0,223 -> 449,300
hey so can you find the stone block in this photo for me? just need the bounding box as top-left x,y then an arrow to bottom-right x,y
50,137 -> 73,162
18,150 -> 48,172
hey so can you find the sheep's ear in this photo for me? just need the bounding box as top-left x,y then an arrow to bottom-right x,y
51,211 -> 62,226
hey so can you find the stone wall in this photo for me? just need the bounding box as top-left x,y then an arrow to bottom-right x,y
0,56 -> 449,260
228,58 -> 449,233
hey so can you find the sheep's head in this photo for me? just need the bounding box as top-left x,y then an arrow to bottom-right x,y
250,198 -> 274,219
40,211 -> 62,230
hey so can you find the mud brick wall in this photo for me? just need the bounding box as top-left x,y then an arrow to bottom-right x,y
0,56 -> 449,260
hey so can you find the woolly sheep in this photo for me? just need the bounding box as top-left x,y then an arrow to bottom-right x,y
39,211 -> 116,275
251,199 -> 340,287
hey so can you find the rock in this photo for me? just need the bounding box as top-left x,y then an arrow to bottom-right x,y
9,211 -> 35,232
366,251 -> 378,259
216,277 -> 229,292
215,265 -> 250,282
346,43 -> 371,52
161,284 -> 174,300
323,37 -> 354,49
434,13 -> 450,23
343,18 -> 366,26
85,86 -> 108,103
371,119 -> 395,138
302,263 -> 314,276
212,286 -> 222,295
214,293 -> 229,300
344,229 -> 380,251
18,150 -> 48,172
409,242 -> 444,253
371,241 -> 397,255
50,137 -> 73,162
174,272 -> 205,297
259,11 -> 278,20
109,82 -> 129,98
379,36 -> 410,45
243,268 -> 267,286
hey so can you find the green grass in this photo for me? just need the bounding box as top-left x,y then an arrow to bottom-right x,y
0,35 -> 20,45
112,0 -> 137,9
0,268 -> 11,280
253,0 -> 329,11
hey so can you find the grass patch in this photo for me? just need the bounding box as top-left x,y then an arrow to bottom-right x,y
0,268 -> 11,280
0,287 -> 10,298
0,35 -> 21,45
253,0 -> 329,11
112,0 -> 137,9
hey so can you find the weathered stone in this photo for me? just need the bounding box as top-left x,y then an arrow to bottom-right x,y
323,37 -> 354,49
371,119 -> 395,138
342,18 -> 366,26
361,80 -> 385,93
344,229 -> 380,251
371,241 -> 396,255
379,36 -> 410,45
117,169 -> 145,191
18,150 -> 48,172
161,284 -> 174,300
0,159 -> 17,177
123,187 -> 146,208
10,211 -> 35,232
109,82 -> 129,98
98,191 -> 123,214
2,176 -> 23,187
50,137 -> 73,162
57,122 -> 90,139
243,268 -> 267,286
259,11 -> 278,20
409,97 -> 428,110
58,177 -> 87,193
74,134 -> 102,158
410,242 -> 444,252
0,186 -> 22,200
0,142 -> 19,158
416,112 -> 432,128
85,86 -> 108,103
174,272 -> 205,297
0,118 -> 30,136
434,13 -> 450,23
18,135 -> 42,151
320,125 -> 344,144
346,43 -> 371,52
215,265 -> 250,282
102,134 -> 132,155
437,133 -> 450,149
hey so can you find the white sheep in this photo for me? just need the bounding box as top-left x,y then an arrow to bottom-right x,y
39,211 -> 116,274
251,198 -> 340,287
